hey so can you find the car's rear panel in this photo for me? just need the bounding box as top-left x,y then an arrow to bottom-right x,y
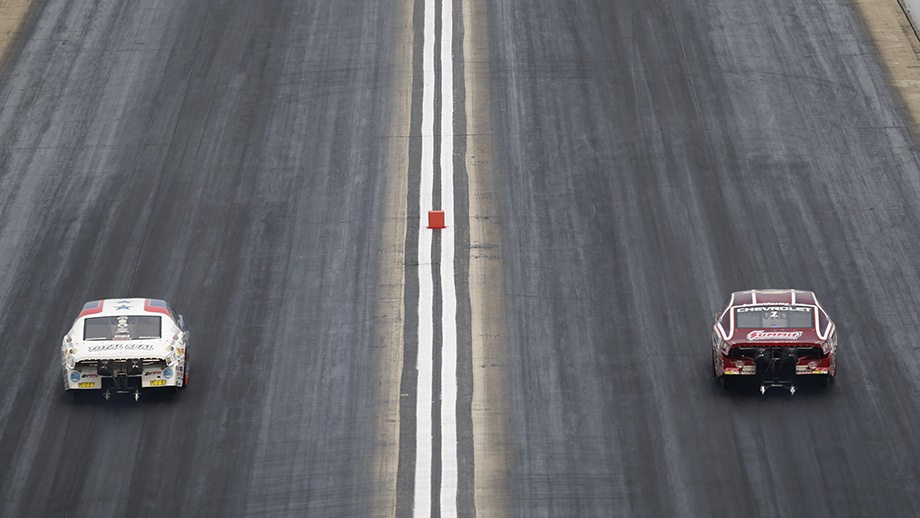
719,343 -> 832,377
66,358 -> 177,390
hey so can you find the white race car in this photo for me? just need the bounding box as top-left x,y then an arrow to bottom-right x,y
61,298 -> 190,400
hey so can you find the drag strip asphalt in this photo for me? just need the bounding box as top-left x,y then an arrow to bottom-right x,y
0,1 -> 409,516
480,0 -> 920,515
3,0 -> 920,516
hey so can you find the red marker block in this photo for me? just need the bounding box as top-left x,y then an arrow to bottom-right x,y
428,210 -> 446,229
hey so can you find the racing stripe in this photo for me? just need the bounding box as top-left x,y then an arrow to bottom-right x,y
77,300 -> 104,318
144,298 -> 171,316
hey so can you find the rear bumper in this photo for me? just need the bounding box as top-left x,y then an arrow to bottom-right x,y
63,358 -> 181,390
716,349 -> 836,377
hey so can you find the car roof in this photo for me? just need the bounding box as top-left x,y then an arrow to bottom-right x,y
728,289 -> 817,308
715,289 -> 834,343
76,298 -> 173,320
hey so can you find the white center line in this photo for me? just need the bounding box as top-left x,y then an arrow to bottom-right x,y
439,0 -> 458,514
412,0 -> 436,512
414,0 -> 459,516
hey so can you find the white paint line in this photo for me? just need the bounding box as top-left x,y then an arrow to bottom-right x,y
414,0 -> 459,516
438,0 -> 459,514
412,0 -> 436,513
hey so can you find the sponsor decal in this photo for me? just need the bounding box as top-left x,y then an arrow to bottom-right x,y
144,370 -> 162,376
70,372 -> 81,383
746,330 -> 803,341
86,343 -> 156,353
110,316 -> 133,340
163,367 -> 173,379
797,366 -> 829,375
736,306 -> 811,313
81,373 -> 99,378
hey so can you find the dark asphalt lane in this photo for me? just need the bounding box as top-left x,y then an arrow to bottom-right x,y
0,1 -> 407,516
484,0 -> 920,515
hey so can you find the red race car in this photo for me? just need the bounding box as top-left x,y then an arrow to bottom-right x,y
711,289 -> 837,394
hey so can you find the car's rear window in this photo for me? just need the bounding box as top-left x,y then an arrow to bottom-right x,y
735,306 -> 813,329
83,316 -> 161,341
